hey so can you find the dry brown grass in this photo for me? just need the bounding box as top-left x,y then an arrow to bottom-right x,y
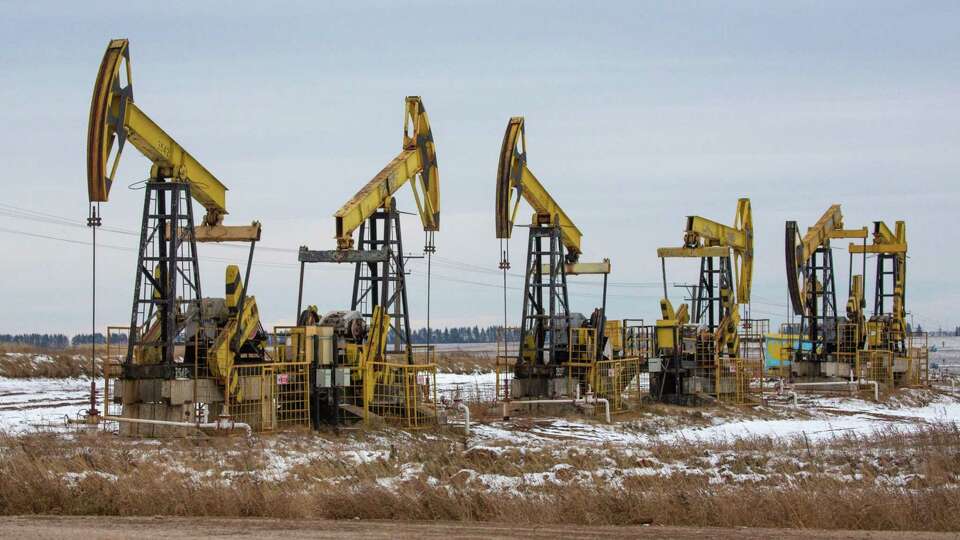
0,424 -> 958,530
424,351 -> 497,374
0,346 -> 98,378
0,346 -> 495,379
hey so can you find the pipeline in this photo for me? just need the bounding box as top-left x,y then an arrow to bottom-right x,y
782,380 -> 880,402
500,395 -> 611,423
457,402 -> 470,436
102,415 -> 252,436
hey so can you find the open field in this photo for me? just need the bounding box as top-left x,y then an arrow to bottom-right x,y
0,345 -> 500,379
2,345 -> 959,532
1,388 -> 959,531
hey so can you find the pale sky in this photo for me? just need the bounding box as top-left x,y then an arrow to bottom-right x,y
0,1 -> 957,335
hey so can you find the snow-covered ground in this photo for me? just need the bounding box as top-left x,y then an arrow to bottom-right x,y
461,391 -> 960,447
434,342 -> 500,352
2,373 -> 959,498
3,341 -> 960,444
0,376 -> 95,432
931,335 -> 960,375
2,372 -> 959,446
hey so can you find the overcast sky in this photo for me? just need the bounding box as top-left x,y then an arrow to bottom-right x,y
0,1 -> 957,335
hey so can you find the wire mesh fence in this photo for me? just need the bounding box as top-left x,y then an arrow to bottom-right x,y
857,350 -> 894,389
594,357 -> 641,412
836,322 -> 860,369
366,362 -> 438,428
495,327 -> 519,401
224,362 -> 311,431
104,326 -> 129,418
907,332 -> 929,386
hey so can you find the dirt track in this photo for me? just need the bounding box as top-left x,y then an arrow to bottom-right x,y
0,516 -> 955,540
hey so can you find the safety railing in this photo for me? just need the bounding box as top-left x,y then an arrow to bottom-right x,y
734,357 -> 764,404
739,318 -> 769,362
495,355 -> 515,402
836,322 -> 860,368
271,326 -> 304,362
223,361 -> 311,431
438,381 -> 499,405
104,326 -> 129,417
857,350 -> 894,389
366,362 -> 438,428
690,332 -> 717,396
714,353 -> 736,402
622,320 -> 654,360
315,363 -> 367,425
593,357 -> 641,412
907,332 -> 929,387
568,327 -> 598,363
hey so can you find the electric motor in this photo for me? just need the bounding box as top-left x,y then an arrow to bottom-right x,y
320,310 -> 368,343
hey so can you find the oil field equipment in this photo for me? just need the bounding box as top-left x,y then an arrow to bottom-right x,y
848,221 -> 926,386
652,199 -> 756,404
850,221 -> 907,354
495,116 -> 615,400
784,205 -> 869,378
87,39 -> 269,434
293,97 -> 440,427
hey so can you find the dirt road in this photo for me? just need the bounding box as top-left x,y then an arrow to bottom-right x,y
0,516 -> 954,540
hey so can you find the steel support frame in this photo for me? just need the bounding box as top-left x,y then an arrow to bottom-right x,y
874,252 -> 905,353
800,246 -> 838,361
693,255 -> 732,333
125,180 -> 203,380
351,202 -> 413,362
517,224 -> 569,376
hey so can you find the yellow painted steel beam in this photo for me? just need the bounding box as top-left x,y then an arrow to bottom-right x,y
656,246 -> 730,258
124,103 -> 227,216
786,204 -> 867,315
334,96 -> 439,249
540,260 -> 611,275
659,198 -> 753,303
496,117 -> 583,260
829,228 -> 869,239
797,204 -> 868,259
685,216 -> 748,251
86,39 -> 232,227
798,204 -> 841,262
194,222 -> 262,243
849,243 -> 907,254
849,220 -> 907,254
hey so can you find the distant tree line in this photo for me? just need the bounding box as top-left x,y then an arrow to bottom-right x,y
0,333 -> 129,349
0,333 -> 70,348
388,325 -> 520,344
71,333 -> 128,346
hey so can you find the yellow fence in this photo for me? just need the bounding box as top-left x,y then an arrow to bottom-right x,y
857,350 -> 894,389
104,326 -> 129,417
366,362 -> 437,428
495,356 -> 515,402
733,357 -> 764,404
219,360 -> 437,430
836,322 -> 860,368
907,332 -> 929,387
594,357 -> 641,412
224,362 -> 311,431
622,321 -> 654,359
